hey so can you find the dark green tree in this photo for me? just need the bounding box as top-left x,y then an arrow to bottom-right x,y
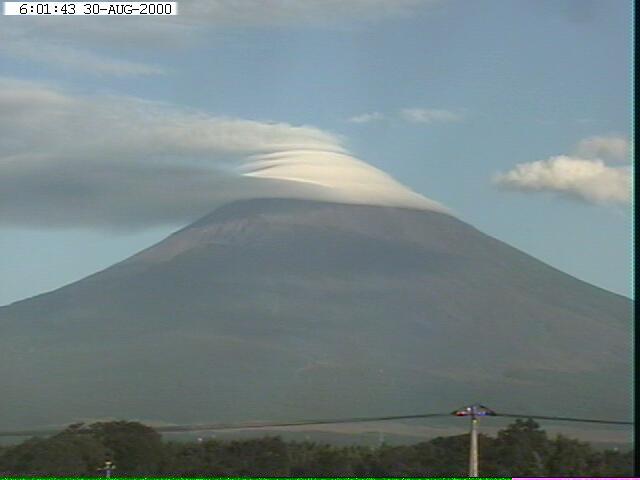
0,427 -> 107,476
289,441 -> 364,476
218,436 -> 290,476
586,448 -> 634,476
84,420 -> 163,475
0,418 -> 633,476
545,434 -> 593,475
490,418 -> 549,476
160,439 -> 224,476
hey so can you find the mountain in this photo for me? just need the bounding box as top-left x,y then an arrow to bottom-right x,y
0,199 -> 631,430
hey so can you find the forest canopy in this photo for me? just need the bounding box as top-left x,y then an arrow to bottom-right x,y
0,419 -> 632,477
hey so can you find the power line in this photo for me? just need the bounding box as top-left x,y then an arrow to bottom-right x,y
154,412 -> 451,433
0,410 -> 631,438
494,413 -> 632,426
0,428 -> 64,438
0,412 -> 450,438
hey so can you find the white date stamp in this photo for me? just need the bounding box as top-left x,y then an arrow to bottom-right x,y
3,2 -> 177,15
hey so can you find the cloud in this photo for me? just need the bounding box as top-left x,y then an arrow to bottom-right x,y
0,27 -> 164,77
348,107 -> 466,125
575,135 -> 630,163
347,112 -> 385,124
0,78 -> 448,229
529,0 -> 598,25
494,155 -> 630,206
173,0 -> 434,27
0,0 -> 436,76
400,108 -> 464,124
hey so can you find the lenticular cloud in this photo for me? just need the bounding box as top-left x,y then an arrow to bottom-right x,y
0,78 -> 448,229
243,150 -> 445,212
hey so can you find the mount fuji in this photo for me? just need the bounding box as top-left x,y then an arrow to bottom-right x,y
0,198 -> 631,430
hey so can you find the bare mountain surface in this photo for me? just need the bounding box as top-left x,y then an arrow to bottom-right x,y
0,199 -> 631,430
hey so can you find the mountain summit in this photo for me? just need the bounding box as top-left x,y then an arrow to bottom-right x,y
0,199 -> 631,429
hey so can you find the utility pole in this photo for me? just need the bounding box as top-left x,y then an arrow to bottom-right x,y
469,415 -> 479,477
97,460 -> 116,478
452,404 -> 496,477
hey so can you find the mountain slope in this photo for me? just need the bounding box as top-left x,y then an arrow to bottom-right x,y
0,199 -> 631,430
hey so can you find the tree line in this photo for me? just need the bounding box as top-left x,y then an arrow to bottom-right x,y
0,418 -> 632,476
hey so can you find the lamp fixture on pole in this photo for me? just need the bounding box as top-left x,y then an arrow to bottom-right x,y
452,404 -> 496,477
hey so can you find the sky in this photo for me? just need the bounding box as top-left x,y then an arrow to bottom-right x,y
0,0 -> 633,305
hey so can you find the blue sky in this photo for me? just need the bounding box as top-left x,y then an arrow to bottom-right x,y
0,0 -> 632,304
